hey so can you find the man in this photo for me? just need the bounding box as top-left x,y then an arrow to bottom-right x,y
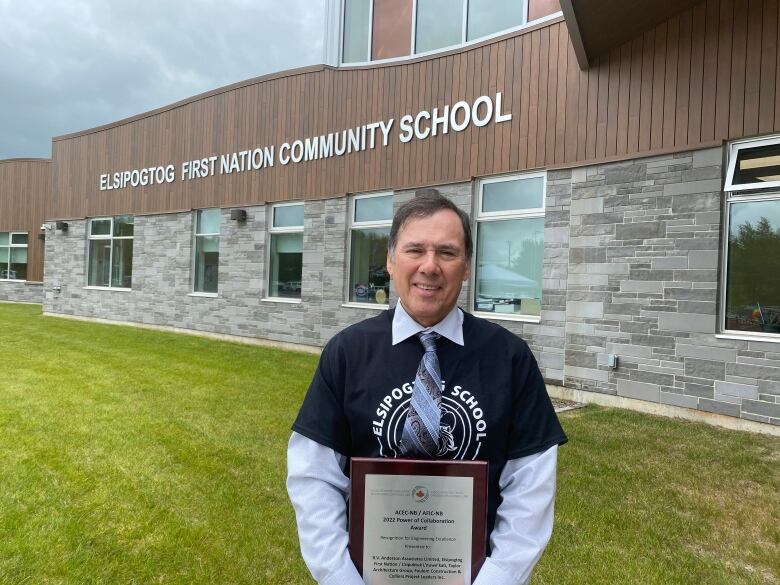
287,191 -> 567,585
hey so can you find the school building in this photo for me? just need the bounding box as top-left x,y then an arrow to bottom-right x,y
1,0 -> 779,429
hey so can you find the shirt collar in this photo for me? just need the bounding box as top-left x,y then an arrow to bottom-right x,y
391,301 -> 464,346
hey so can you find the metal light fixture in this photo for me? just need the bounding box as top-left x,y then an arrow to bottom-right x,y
230,209 -> 247,222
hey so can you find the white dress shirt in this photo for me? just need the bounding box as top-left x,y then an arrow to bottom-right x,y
287,303 -> 559,585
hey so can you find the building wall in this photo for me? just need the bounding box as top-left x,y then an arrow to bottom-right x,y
41,179 -> 570,381
0,281 -> 43,304
41,145 -> 780,426
43,206 -> 372,346
41,183 -> 473,349
33,0 -> 780,429
49,0 -> 780,221
0,159 -> 51,284
561,146 -> 779,425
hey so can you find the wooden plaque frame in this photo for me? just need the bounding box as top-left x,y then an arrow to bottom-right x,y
349,458 -> 488,582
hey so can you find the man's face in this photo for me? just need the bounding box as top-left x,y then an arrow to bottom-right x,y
387,209 -> 470,327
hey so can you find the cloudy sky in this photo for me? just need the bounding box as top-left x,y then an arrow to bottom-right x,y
0,0 -> 326,159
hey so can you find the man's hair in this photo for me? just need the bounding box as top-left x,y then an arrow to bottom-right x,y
388,189 -> 473,259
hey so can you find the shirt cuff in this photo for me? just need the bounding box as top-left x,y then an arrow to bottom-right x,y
320,560 -> 365,585
473,558 -> 526,585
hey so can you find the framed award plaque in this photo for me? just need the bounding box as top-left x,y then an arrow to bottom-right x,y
349,458 -> 488,585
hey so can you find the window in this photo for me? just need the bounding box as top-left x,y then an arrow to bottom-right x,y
349,193 -> 392,305
0,232 -> 28,281
194,209 -> 220,294
268,203 -> 304,299
341,0 -> 559,64
372,0 -> 413,60
466,0 -> 525,41
88,216 -> 134,288
343,0 -> 371,63
415,0 -> 465,53
723,136 -> 780,336
474,173 -> 545,318
725,136 -> 780,191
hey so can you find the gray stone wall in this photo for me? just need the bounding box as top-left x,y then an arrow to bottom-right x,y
42,203 -> 396,349
0,280 -> 43,303
563,147 -> 780,426
40,153 -> 780,427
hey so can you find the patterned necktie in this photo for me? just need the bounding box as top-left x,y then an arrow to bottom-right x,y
401,331 -> 442,458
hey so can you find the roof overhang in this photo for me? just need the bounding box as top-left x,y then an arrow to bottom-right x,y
561,0 -> 704,69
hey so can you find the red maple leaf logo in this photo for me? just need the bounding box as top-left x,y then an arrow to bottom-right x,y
416,490 -> 425,498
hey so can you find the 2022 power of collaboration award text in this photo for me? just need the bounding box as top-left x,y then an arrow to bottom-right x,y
350,459 -> 487,585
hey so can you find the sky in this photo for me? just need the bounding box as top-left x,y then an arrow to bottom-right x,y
0,0 -> 326,159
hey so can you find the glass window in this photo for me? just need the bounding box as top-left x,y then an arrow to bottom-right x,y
372,0 -> 413,60
273,204 -> 305,228
727,140 -> 780,190
344,0 -> 554,64
467,0 -> 525,41
723,136 -> 780,336
724,197 -> 780,335
482,175 -> 544,213
415,0 -> 464,53
194,209 -> 220,294
90,219 -> 111,236
349,194 -> 392,305
0,232 -> 28,281
355,193 -> 393,222
343,0 -> 371,63
88,217 -> 134,288
474,174 -> 545,317
268,204 -> 304,299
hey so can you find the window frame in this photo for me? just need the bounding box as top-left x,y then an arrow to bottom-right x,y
724,135 -> 780,192
471,171 -> 546,323
345,191 -> 393,308
192,208 -> 221,296
0,231 -> 28,281
720,138 -> 780,341
86,216 -> 134,290
266,202 -> 305,301
340,0 -> 559,66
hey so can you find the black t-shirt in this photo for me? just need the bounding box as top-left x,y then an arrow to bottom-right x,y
293,308 -> 568,546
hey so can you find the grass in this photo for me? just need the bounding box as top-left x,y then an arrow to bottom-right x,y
0,303 -> 778,584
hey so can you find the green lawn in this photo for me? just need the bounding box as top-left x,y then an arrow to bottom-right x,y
0,303 -> 778,584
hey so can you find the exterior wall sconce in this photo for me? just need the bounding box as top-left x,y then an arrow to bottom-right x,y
230,209 -> 247,222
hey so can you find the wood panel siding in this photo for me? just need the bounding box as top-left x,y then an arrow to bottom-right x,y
51,0 -> 780,220
0,159 -> 51,282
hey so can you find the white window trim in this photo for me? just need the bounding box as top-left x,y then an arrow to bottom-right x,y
267,202 -> 305,300
724,134 -> 780,192
341,302 -> 387,310
341,0 -> 558,66
471,171 -> 546,322
0,232 -> 28,281
87,216 -> 133,290
347,191 -> 393,307
261,296 -> 302,304
719,175 -> 780,338
193,208 -> 221,295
